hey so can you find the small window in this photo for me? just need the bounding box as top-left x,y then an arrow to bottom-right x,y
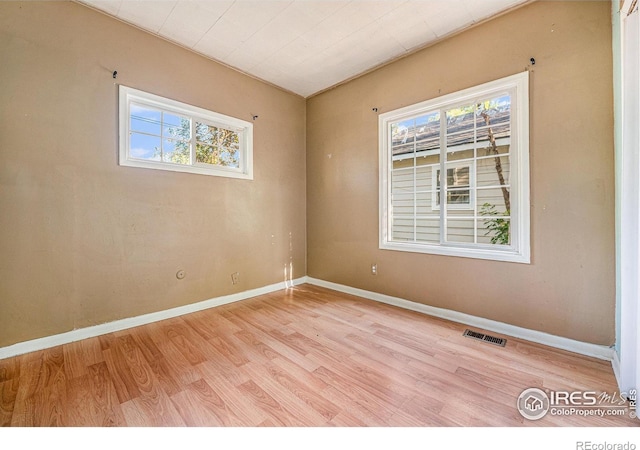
432,162 -> 474,210
119,86 -> 253,179
379,72 -> 530,263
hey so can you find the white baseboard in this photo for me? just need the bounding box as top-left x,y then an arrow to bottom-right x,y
1,275 -> 616,366
0,277 -> 307,360
305,277 -> 615,362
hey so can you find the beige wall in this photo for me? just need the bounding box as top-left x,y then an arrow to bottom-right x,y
307,1 -> 615,345
0,1 -> 616,350
0,1 -> 306,347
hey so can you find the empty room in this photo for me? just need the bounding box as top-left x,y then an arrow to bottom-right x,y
1,0 -> 639,438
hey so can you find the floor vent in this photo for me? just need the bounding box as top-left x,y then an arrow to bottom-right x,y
463,329 -> 507,347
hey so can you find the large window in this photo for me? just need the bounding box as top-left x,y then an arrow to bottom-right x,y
119,86 -> 253,179
379,72 -> 530,263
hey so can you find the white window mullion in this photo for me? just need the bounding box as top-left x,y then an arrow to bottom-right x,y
440,108 -> 447,245
413,119 -> 418,242
190,119 -> 196,166
473,104 -> 478,245
387,127 -> 396,243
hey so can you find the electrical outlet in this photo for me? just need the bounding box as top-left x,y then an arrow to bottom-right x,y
371,264 -> 377,275
231,272 -> 240,285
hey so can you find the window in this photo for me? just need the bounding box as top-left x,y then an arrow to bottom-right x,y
379,72 -> 530,263
119,86 -> 253,179
432,162 -> 474,210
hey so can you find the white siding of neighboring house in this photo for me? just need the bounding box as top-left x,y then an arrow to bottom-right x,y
390,147 -> 511,244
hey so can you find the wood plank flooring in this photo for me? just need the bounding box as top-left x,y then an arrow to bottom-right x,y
0,284 -> 637,426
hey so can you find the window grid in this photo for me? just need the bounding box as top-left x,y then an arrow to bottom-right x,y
129,106 -> 192,164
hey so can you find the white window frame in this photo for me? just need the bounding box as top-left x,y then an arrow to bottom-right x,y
119,85 -> 253,180
379,72 -> 530,263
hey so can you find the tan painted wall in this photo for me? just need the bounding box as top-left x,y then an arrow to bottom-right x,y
0,1 -> 616,349
0,1 -> 306,347
307,1 -> 615,345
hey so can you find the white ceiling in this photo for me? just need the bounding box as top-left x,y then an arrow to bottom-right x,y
78,0 -> 529,97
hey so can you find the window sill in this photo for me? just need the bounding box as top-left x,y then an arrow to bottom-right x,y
120,157 -> 253,180
379,240 -> 531,264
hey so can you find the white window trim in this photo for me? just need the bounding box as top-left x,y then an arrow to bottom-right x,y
119,85 -> 253,180
379,72 -> 530,263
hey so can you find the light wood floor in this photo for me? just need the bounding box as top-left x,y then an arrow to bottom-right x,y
0,284 -> 637,427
